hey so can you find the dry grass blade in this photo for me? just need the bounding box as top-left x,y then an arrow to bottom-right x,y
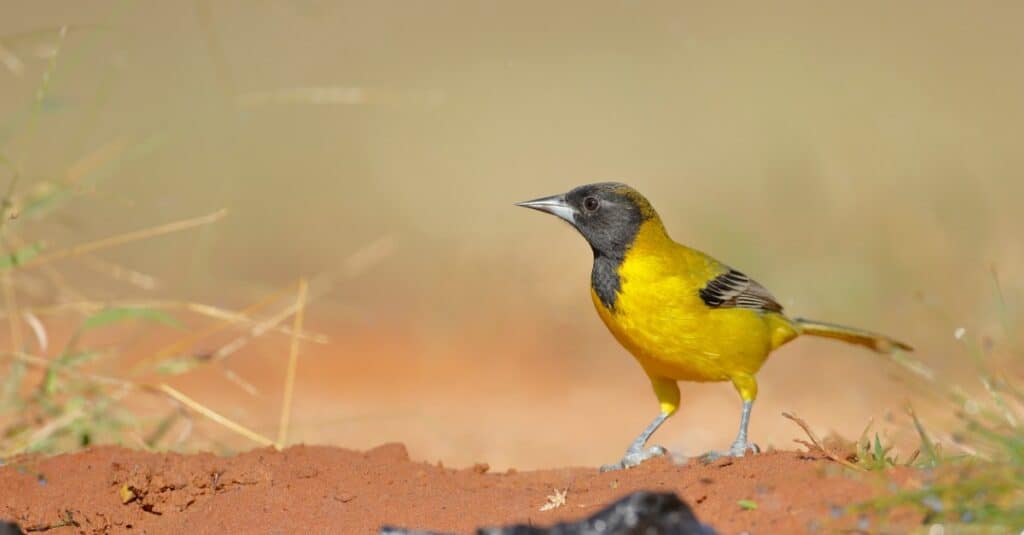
78,255 -> 159,290
132,282 -> 301,374
203,236 -> 390,361
155,383 -> 275,448
65,137 -> 129,186
26,26 -> 67,129
236,87 -> 366,106
6,351 -> 132,389
195,0 -> 237,98
14,209 -> 227,271
182,301 -> 326,343
5,348 -> 270,453
0,41 -> 23,76
4,228 -> 91,303
2,270 -> 21,352
23,384 -> 131,453
277,278 -> 308,447
340,235 -> 397,277
2,299 -> 328,343
20,405 -> 83,453
1,168 -> 19,230
782,411 -> 862,471
21,311 -> 47,352
221,367 -> 259,396
1,351 -> 135,455
2,173 -> 23,351
211,297 -> 304,361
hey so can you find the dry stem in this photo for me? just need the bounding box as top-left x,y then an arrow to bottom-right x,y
782,411 -> 862,471
276,278 -> 308,447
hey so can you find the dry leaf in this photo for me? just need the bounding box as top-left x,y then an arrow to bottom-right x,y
539,488 -> 568,511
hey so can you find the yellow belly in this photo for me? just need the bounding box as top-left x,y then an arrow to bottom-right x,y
590,234 -> 798,384
593,287 -> 791,382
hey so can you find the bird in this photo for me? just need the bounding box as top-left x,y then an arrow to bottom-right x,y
516,182 -> 912,471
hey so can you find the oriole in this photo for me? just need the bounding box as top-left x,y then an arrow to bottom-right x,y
517,182 -> 911,470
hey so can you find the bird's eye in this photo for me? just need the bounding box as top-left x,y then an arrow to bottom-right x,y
583,196 -> 600,212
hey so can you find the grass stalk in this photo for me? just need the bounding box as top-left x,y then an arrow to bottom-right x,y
155,383 -> 275,448
276,278 -> 308,448
14,209 -> 227,271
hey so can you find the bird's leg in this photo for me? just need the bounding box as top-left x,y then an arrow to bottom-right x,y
726,400 -> 760,456
601,376 -> 678,472
704,374 -> 761,461
600,412 -> 669,472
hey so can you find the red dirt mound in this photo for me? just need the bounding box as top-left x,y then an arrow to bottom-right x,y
1,445 -> 918,534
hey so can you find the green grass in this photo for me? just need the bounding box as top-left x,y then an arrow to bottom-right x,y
847,282 -> 1024,531
0,23 -> 305,458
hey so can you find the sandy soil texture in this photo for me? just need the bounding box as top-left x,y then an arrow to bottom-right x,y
0,444 -> 919,535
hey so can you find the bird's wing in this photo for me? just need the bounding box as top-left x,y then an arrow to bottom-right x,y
698,268 -> 783,313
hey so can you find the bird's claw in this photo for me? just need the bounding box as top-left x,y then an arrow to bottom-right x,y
600,445 -> 667,472
701,441 -> 760,462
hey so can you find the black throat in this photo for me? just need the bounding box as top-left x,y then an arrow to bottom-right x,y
591,252 -> 624,311
586,217 -> 646,312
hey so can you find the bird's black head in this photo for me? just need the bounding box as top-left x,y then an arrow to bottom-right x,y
516,182 -> 659,259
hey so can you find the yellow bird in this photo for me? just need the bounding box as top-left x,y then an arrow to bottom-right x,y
517,182 -> 911,470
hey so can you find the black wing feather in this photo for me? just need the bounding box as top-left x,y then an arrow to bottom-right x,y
698,268 -> 783,313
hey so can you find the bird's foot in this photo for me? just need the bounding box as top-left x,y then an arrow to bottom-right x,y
599,445 -> 667,472
700,440 -> 760,462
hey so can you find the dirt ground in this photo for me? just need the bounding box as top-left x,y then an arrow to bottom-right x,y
0,444 -> 921,535
0,317 -> 932,533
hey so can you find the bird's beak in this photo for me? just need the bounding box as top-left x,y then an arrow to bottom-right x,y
515,194 -> 576,225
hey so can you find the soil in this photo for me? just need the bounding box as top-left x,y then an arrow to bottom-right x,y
0,445 -> 920,535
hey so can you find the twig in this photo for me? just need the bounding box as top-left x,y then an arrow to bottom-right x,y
155,383 -> 275,448
277,278 -> 308,447
14,209 -> 227,270
782,411 -> 863,471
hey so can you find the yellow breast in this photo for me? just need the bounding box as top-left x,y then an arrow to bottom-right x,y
590,221 -> 797,383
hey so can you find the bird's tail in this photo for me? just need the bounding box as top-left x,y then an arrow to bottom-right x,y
793,318 -> 913,353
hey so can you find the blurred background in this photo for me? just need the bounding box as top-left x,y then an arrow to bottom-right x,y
0,1 -> 1021,470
